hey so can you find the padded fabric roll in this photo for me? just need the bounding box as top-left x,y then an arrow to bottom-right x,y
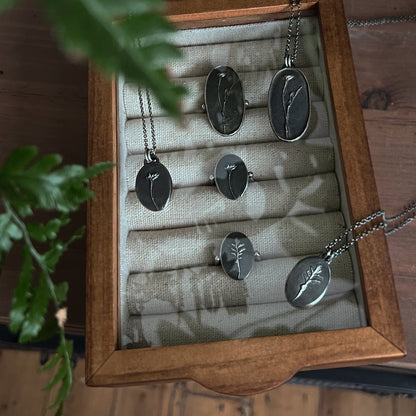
126,211 -> 346,273
119,16 -> 367,350
125,173 -> 340,231
170,17 -> 317,47
125,138 -> 334,191
126,253 -> 355,315
169,35 -> 319,78
124,291 -> 362,349
124,103 -> 329,154
123,66 -> 324,118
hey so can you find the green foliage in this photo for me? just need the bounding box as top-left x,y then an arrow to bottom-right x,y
0,146 -> 113,415
42,0 -> 185,117
40,338 -> 74,416
0,0 -> 19,12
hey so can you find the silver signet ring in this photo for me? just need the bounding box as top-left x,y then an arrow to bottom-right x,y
210,154 -> 253,200
216,232 -> 260,280
204,66 -> 245,135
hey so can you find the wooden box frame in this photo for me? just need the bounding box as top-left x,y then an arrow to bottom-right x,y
86,0 -> 405,394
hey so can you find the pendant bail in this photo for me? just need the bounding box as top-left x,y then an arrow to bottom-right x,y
321,249 -> 335,264
144,148 -> 158,164
284,55 -> 293,68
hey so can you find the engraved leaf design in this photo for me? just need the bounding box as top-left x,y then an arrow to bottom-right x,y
230,238 -> 246,279
291,264 -> 323,302
147,172 -> 160,210
282,74 -> 303,139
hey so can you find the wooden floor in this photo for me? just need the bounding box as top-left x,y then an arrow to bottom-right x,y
0,349 -> 415,416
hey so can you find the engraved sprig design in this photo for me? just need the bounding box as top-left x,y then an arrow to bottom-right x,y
291,265 -> 323,302
282,74 -> 302,139
147,172 -> 160,210
230,238 -> 246,279
225,163 -> 237,199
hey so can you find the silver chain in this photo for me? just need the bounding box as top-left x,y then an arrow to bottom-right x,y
324,202 -> 416,263
138,88 -> 157,156
284,0 -> 302,67
347,15 -> 416,28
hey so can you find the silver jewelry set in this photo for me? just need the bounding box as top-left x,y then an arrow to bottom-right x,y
134,0 -> 416,307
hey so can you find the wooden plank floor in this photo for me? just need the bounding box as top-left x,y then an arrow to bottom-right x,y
0,349 -> 415,416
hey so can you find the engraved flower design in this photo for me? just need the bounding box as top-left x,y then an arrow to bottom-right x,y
217,70 -> 237,134
147,172 -> 160,210
282,74 -> 303,139
225,163 -> 237,199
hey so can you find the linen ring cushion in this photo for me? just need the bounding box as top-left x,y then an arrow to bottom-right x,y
119,17 -> 366,349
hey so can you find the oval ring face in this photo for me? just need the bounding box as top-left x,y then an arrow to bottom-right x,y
135,161 -> 172,212
205,66 -> 245,135
285,256 -> 331,308
220,232 -> 255,280
268,67 -> 310,142
214,154 -> 248,200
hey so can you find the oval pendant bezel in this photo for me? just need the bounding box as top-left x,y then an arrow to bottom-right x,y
135,160 -> 173,212
268,66 -> 311,142
219,232 -> 255,280
204,65 -> 245,136
285,256 -> 331,308
214,154 -> 249,200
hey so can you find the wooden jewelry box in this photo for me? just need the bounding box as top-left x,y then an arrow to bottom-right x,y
86,0 -> 405,393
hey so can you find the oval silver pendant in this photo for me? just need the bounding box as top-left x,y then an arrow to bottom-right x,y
135,161 -> 172,211
285,256 -> 331,308
205,66 -> 245,135
214,154 -> 248,200
220,232 -> 255,280
268,67 -> 310,142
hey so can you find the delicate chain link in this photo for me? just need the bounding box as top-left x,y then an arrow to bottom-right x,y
324,203 -> 416,262
347,15 -> 416,28
385,201 -> 416,236
138,88 -> 157,153
284,0 -> 302,67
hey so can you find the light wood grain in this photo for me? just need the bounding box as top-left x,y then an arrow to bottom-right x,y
253,384 -> 320,416
2,350 -> 416,416
318,387 -> 395,416
0,350 -> 51,416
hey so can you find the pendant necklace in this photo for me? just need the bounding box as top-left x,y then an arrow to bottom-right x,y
135,88 -> 173,212
285,202 -> 416,308
269,0 -> 311,142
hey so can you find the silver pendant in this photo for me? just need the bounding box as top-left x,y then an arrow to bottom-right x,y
218,232 -> 258,280
210,154 -> 253,200
135,155 -> 172,212
204,66 -> 245,135
285,256 -> 331,308
268,66 -> 310,142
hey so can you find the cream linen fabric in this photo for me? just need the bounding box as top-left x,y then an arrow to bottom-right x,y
127,253 -> 355,315
125,138 -> 334,190
126,212 -> 346,273
124,291 -> 362,348
123,66 -> 324,118
119,17 -> 365,349
125,173 -> 340,231
124,104 -> 329,154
